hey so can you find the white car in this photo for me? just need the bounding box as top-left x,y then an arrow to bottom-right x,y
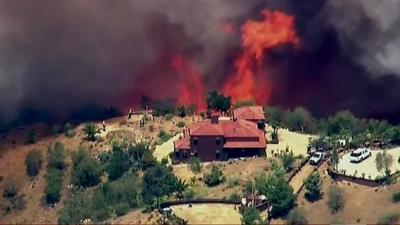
350,148 -> 371,163
309,151 -> 325,165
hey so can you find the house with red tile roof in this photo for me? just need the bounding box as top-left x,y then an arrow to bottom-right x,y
173,106 -> 266,162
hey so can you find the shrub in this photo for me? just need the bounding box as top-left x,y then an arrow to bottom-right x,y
188,157 -> 202,173
64,123 -> 76,138
286,207 -> 308,225
83,123 -> 99,141
377,212 -> 399,225
48,142 -> 66,170
176,121 -> 186,128
52,124 -> 62,136
227,176 -> 240,188
25,129 -> 37,144
243,180 -> 254,195
58,191 -> 92,224
177,106 -> 186,118
114,202 -> 130,216
304,172 -> 322,201
3,184 -> 17,199
228,192 -> 241,201
165,114 -> 173,121
45,168 -> 64,204
107,144 -> 129,181
327,184 -> 344,213
203,165 -> 225,187
241,206 -> 261,225
392,192 -> 400,203
71,148 -> 102,188
25,149 -> 43,177
281,152 -> 295,172
158,130 -> 172,144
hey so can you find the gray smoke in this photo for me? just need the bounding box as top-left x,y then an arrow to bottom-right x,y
324,0 -> 400,75
0,0 -> 254,122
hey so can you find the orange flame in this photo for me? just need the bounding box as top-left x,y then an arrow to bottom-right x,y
222,10 -> 299,103
171,55 -> 206,111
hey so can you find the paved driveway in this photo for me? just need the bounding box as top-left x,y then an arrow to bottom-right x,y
153,133 -> 182,162
337,147 -> 400,179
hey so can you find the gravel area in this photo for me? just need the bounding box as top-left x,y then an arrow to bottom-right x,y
337,147 -> 400,179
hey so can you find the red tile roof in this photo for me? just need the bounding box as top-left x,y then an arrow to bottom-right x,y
233,106 -> 265,121
189,121 -> 224,136
175,136 -> 190,150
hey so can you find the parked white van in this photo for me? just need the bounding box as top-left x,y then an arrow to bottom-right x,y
350,148 -> 371,163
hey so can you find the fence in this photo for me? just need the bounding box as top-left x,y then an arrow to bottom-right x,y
327,167 -> 400,187
159,198 -> 241,209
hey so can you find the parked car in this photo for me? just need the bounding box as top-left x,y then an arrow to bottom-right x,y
309,151 -> 325,165
350,148 -> 371,163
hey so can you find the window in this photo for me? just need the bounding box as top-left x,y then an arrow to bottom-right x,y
216,138 -> 221,145
192,138 -> 198,145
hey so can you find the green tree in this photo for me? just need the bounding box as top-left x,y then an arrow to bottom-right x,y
327,184 -> 344,213
375,150 -> 394,177
64,123 -> 76,138
286,207 -> 308,225
281,152 -> 295,172
82,123 -> 99,141
173,178 -> 189,200
241,206 -> 261,225
304,172 -> 322,201
107,144 -> 130,181
284,107 -> 316,133
45,168 -> 64,204
142,164 -> 178,205
153,100 -> 175,116
331,148 -> 339,171
203,165 -> 225,187
177,106 -> 186,118
58,191 -> 92,224
264,105 -> 284,129
25,129 -> 38,144
48,142 -> 67,170
25,149 -> 43,177
206,90 -> 231,112
188,157 -> 202,173
128,141 -> 156,170
52,124 -> 62,136
255,168 -> 295,217
71,148 -> 102,188
176,121 -> 186,128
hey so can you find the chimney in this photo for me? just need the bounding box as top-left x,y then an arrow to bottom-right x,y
211,111 -> 220,124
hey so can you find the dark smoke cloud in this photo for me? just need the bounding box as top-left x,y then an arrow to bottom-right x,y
0,0 -> 253,123
1,0 -> 400,125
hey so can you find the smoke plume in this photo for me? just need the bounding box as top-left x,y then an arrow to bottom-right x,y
1,0 -> 400,125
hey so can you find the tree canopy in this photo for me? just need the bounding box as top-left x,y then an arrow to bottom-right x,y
206,90 -> 231,112
255,168 -> 295,217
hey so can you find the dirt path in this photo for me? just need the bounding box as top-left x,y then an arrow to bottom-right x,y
289,164 -> 315,194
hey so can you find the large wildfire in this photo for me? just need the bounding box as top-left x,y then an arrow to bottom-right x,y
222,10 -> 299,103
171,10 -> 300,109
